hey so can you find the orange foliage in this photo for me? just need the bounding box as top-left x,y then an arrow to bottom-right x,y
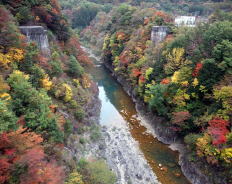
0,128 -> 43,183
160,78 -> 170,85
33,6 -> 53,23
51,0 -> 61,14
154,11 -> 172,23
139,75 -> 146,84
81,74 -> 92,88
192,63 -> 203,77
131,68 -> 142,78
65,36 -> 92,65
119,51 -> 130,64
0,127 -> 43,154
116,32 -> 126,41
37,54 -> 50,69
49,105 -> 57,113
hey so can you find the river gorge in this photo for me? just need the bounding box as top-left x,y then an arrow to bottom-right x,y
83,47 -> 191,184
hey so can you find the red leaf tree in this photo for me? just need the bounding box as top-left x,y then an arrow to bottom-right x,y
131,68 -> 142,78
208,118 -> 229,146
172,111 -> 191,125
0,158 -> 11,184
19,148 -> 64,184
192,63 -> 203,77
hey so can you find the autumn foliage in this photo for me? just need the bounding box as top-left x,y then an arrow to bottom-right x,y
153,11 -> 172,23
65,36 -> 92,65
208,118 -> 229,146
160,78 -> 170,85
0,127 -> 64,184
19,147 -> 64,184
192,63 -> 203,77
131,68 -> 142,77
172,111 -> 191,125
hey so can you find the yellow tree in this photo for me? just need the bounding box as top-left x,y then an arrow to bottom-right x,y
40,74 -> 53,90
0,48 -> 24,68
164,48 -> 191,74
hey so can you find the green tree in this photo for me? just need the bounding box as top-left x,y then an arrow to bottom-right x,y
68,56 -> 84,78
198,60 -> 224,90
212,40 -> 232,74
148,84 -> 169,116
49,51 -> 63,77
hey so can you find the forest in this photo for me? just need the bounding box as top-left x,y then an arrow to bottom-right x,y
0,0 -> 231,184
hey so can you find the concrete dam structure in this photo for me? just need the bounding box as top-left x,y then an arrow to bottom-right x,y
19,26 -> 50,56
151,26 -> 169,44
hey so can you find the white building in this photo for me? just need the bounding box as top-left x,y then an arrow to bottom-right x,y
174,16 -> 196,27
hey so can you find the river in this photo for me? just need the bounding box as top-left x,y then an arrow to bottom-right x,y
84,47 -> 191,184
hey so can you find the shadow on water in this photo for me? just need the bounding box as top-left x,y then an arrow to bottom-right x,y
87,55 -> 191,184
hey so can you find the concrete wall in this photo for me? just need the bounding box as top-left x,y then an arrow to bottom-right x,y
151,26 -> 169,44
19,26 -> 50,56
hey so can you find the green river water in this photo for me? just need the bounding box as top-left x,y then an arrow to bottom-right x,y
87,49 -> 191,184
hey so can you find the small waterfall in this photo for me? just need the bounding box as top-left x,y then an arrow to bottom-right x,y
151,26 -> 169,45
19,26 -> 51,56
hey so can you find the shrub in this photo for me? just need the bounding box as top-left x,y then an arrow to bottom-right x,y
74,108 -> 85,121
55,83 -> 73,102
184,133 -> 201,150
64,120 -> 73,139
65,172 -> 84,184
69,100 -> 78,109
84,160 -> 116,184
79,137 -> 86,144
40,74 -> 53,91
90,125 -> 101,141
77,158 -> 88,170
